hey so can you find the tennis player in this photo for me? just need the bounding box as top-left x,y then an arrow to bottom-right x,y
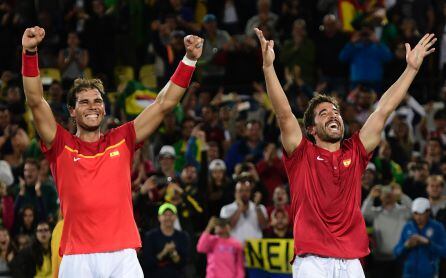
21,25 -> 203,277
254,27 -> 436,277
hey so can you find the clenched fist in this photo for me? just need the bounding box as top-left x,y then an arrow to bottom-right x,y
22,26 -> 45,51
184,35 -> 204,61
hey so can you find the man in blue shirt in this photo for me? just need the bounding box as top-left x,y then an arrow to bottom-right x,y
394,197 -> 446,278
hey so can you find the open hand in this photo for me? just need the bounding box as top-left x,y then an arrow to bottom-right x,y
406,33 -> 436,71
254,28 -> 275,68
184,35 -> 204,61
22,26 -> 45,51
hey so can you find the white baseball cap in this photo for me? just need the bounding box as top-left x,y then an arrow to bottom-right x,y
159,145 -> 176,158
0,160 -> 14,186
209,159 -> 226,171
412,197 -> 431,214
366,162 -> 376,172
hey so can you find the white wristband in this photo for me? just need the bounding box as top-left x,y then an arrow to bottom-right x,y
182,55 -> 197,67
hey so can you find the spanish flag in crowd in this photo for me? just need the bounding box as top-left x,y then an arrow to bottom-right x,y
338,0 -> 384,32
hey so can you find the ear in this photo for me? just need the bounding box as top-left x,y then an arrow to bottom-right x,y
307,126 -> 315,136
69,107 -> 75,118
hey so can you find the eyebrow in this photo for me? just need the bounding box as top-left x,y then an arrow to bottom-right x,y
318,109 -> 327,115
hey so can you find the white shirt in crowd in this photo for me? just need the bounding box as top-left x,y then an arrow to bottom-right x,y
220,201 -> 268,244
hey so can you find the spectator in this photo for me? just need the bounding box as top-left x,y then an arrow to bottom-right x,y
361,163 -> 377,204
362,184 -> 412,278
426,175 -> 446,226
266,185 -> 290,219
339,26 -> 392,91
245,0 -> 278,38
256,142 -> 287,201
424,138 -> 444,174
264,208 -> 292,238
403,161 -> 429,200
394,198 -> 446,278
199,14 -> 232,86
197,217 -> 244,278
142,203 -> 190,278
57,32 -> 89,90
280,19 -> 316,86
10,221 -> 52,278
12,159 -> 58,221
220,179 -> 268,244
207,159 -> 233,217
13,206 -> 37,238
373,140 -> 404,185
315,14 -> 349,92
0,227 -> 16,277
157,145 -> 178,180
0,180 -> 14,232
225,120 -> 266,174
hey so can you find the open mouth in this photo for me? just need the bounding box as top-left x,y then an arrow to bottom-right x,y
85,113 -> 99,120
326,120 -> 340,132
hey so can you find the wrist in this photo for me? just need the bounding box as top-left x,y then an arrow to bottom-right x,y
182,55 -> 197,66
170,59 -> 196,88
23,47 -> 37,54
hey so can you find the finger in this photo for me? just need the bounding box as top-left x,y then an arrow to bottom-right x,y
254,28 -> 266,49
425,48 -> 436,56
405,43 -> 411,54
425,37 -> 437,49
418,33 -> 429,46
195,37 -> 203,49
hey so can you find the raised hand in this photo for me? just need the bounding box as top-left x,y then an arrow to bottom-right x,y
254,28 -> 275,68
406,33 -> 436,71
184,35 -> 204,61
22,26 -> 45,51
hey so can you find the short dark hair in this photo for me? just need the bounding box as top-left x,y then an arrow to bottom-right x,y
303,94 -> 340,143
24,158 -> 40,170
67,78 -> 105,109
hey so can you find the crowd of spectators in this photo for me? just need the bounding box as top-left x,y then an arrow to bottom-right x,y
0,0 -> 446,277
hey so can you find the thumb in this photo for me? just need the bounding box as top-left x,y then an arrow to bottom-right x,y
405,43 -> 411,55
268,40 -> 274,50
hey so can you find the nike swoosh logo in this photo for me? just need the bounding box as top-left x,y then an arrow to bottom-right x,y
73,157 -> 81,162
316,156 -> 324,161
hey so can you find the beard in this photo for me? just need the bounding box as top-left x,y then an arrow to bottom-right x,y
315,123 -> 344,143
76,117 -> 104,132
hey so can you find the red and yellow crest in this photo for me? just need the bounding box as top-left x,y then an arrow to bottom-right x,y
343,159 -> 352,167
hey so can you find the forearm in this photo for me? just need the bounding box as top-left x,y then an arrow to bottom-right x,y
229,209 -> 243,228
263,66 -> 294,120
256,207 -> 268,229
376,66 -> 418,115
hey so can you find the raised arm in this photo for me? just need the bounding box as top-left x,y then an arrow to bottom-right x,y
133,35 -> 203,144
254,28 -> 302,155
21,26 -> 57,147
360,34 -> 436,153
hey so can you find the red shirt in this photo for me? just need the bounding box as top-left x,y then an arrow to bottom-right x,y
282,132 -> 371,259
41,122 -> 141,255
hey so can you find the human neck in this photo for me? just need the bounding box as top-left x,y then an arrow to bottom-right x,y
315,139 -> 341,152
273,227 -> 287,238
161,225 -> 175,236
430,196 -> 442,203
76,128 -> 101,142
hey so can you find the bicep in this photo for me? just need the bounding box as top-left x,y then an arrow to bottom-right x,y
278,114 -> 302,156
30,99 -> 57,148
133,101 -> 164,144
359,109 -> 386,153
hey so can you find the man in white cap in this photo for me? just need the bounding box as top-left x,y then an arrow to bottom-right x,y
158,145 -> 177,179
394,197 -> 446,278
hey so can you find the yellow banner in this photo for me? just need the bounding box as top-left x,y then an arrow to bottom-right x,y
244,238 -> 294,274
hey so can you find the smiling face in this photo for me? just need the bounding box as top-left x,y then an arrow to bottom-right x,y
69,89 -> 105,132
310,102 -> 344,144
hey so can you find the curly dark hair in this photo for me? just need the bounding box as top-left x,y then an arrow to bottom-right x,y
302,94 -> 340,143
66,78 -> 105,109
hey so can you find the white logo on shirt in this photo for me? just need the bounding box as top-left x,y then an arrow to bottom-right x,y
73,157 -> 81,162
317,156 -> 324,161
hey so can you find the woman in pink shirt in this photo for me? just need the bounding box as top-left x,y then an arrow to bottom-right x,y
197,217 -> 245,278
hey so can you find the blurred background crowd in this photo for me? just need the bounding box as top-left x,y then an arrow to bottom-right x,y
0,0 -> 446,277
